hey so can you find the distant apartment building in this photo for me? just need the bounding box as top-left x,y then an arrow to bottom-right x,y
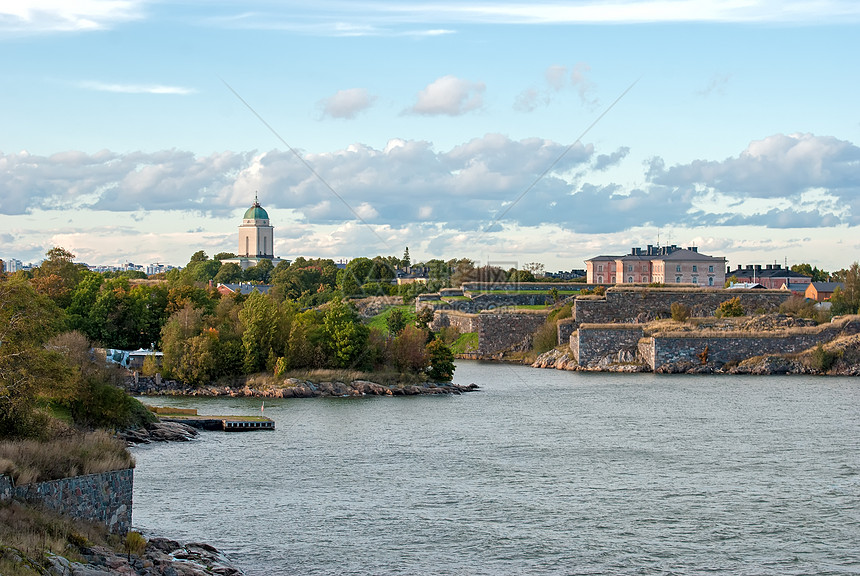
586,245 -> 727,287
726,264 -> 812,290
3,258 -> 23,273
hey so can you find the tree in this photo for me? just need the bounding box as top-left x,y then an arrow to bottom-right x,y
245,259 -> 274,283
386,325 -> 429,372
323,298 -> 369,368
239,291 -> 281,373
339,257 -> 373,296
386,308 -> 407,337
31,247 -> 83,308
214,262 -> 244,284
426,339 -> 455,381
402,247 -> 411,268
523,262 -> 545,277
0,278 -> 67,438
830,261 -> 860,315
791,263 -> 829,282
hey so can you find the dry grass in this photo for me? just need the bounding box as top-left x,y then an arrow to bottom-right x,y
0,430 -> 134,485
0,500 -> 117,573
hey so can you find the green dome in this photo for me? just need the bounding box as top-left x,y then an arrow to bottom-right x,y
243,202 -> 269,220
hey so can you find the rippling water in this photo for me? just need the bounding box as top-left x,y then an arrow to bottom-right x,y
131,362 -> 860,575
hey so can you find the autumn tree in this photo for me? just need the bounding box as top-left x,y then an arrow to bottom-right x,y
830,262 -> 860,315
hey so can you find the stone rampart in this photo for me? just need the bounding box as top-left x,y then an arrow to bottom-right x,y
557,318 -> 577,346
461,282 -> 583,292
478,312 -> 549,355
9,468 -> 133,534
571,325 -> 645,367
647,329 -> 838,371
573,288 -> 790,325
422,292 -> 553,314
431,311 -> 479,333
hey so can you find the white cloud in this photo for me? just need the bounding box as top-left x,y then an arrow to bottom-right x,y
0,0 -> 144,34
79,81 -> 195,95
409,75 -> 485,116
3,132 -> 859,268
318,88 -> 376,119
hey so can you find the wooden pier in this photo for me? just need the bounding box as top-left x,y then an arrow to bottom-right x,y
148,406 -> 275,431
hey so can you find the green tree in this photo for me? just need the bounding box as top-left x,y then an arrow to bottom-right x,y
426,339 -> 455,381
31,247 -> 84,308
214,262 -> 244,284
791,263 -> 829,282
323,298 -> 369,368
239,291 -> 281,373
0,278 -> 68,438
244,258 -> 274,284
339,257 -> 373,296
402,247 -> 411,268
830,262 -> 860,315
386,308 -> 407,336
386,325 -> 429,372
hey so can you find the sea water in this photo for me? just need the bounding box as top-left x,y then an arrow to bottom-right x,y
131,361 -> 860,575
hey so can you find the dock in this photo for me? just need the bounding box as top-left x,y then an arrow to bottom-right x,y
148,406 -> 275,432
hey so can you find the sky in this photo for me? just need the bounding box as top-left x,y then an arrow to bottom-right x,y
1,0 -> 859,272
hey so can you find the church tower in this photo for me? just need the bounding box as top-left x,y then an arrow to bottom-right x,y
238,196 -> 274,258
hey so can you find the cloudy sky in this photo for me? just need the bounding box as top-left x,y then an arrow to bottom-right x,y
2,0 -> 859,271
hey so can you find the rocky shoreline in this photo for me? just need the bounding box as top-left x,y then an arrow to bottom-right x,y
1,535 -> 245,576
124,377 -> 479,398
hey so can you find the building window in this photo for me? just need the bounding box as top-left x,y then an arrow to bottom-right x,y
709,265 -> 714,273
676,276 -> 681,283
611,276 -> 616,283
692,276 -> 698,284
598,275 -> 603,283
692,265 -> 698,272
628,276 -> 634,283
708,277 -> 714,286
642,277 -> 649,283
598,264 -> 603,272
627,264 -> 633,272
676,265 -> 682,272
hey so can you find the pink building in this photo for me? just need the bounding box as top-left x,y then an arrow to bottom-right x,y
586,245 -> 727,288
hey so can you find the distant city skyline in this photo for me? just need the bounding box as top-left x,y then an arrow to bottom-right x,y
1,1 -> 859,271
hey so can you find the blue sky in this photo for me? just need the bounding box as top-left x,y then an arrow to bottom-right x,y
1,0 -> 859,272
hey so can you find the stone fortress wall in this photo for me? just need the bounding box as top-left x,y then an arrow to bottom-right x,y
0,468 -> 133,534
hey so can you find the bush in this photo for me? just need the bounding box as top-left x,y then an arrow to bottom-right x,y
68,379 -> 156,430
670,302 -> 691,322
810,343 -> 840,373
716,297 -> 745,318
532,321 -> 559,355
124,531 -> 147,560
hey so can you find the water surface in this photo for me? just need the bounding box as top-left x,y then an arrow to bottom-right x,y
132,362 -> 860,575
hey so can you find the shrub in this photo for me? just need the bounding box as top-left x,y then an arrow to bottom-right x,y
716,297 -> 745,318
810,343 -> 840,373
593,285 -> 606,296
124,531 -> 147,560
68,379 -> 156,430
670,302 -> 691,322
532,321 -> 559,355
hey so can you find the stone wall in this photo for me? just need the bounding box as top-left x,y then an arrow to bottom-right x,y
9,468 -> 133,534
421,292 -> 553,314
431,311 -> 479,333
557,318 -> 577,346
478,312 -> 550,355
647,328 -> 839,371
573,288 -> 790,325
461,282 -> 583,292
571,325 -> 645,367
